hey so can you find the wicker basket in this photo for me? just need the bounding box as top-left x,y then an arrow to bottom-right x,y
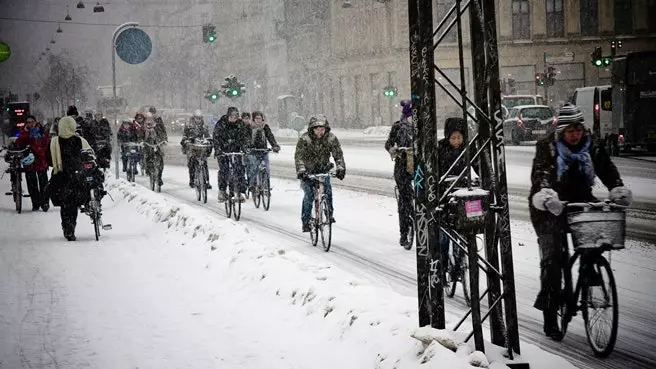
188,143 -> 213,158
567,208 -> 626,250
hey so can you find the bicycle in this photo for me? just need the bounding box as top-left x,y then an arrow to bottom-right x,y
188,140 -> 213,204
392,146 -> 415,250
249,148 -> 272,211
220,152 -> 246,221
441,231 -> 471,307
306,172 -> 334,252
143,141 -> 167,193
78,149 -> 111,241
2,146 -> 31,214
558,201 -> 625,357
122,142 -> 141,183
94,139 -> 112,172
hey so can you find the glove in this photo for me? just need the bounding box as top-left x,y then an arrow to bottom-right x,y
272,146 -> 280,153
336,168 -> 346,181
388,146 -> 397,158
532,188 -> 563,216
297,171 -> 306,180
609,186 -> 632,206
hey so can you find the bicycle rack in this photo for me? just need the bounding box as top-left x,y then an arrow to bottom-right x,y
408,0 -> 526,367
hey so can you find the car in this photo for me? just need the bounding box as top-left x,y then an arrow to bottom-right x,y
503,105 -> 556,145
502,95 -> 545,109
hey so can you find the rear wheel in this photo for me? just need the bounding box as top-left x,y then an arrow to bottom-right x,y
320,198 -> 332,252
582,256 -> 618,357
91,191 -> 100,241
14,174 -> 22,214
460,254 -> 471,307
224,196 -> 232,218
233,188 -> 242,221
149,171 -> 156,191
262,170 -> 271,211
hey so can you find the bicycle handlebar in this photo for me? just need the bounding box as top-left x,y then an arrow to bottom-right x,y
565,201 -> 628,210
396,146 -> 413,151
248,148 -> 272,153
219,152 -> 246,156
306,173 -> 334,180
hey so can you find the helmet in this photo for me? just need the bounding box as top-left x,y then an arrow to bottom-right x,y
308,115 -> 328,129
20,153 -> 35,166
193,109 -> 203,118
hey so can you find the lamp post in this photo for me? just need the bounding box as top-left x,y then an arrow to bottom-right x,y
112,21 -> 139,179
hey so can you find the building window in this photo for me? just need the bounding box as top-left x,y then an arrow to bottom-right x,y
614,0 -> 633,35
579,0 -> 598,36
546,0 -> 564,38
512,0 -> 531,39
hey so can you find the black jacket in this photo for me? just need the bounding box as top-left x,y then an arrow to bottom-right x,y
181,121 -> 211,144
528,133 -> 623,231
212,115 -> 250,154
75,116 -> 96,149
385,119 -> 414,171
250,124 -> 278,150
93,118 -> 113,143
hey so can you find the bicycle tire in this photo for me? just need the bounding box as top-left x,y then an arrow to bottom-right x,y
91,192 -> 100,241
460,255 -> 471,307
582,255 -> 618,357
447,251 -> 457,298
320,198 -> 332,252
560,248 -> 575,339
403,216 -> 414,250
253,175 -> 261,208
195,164 -> 202,201
262,170 -> 271,211
14,175 -> 22,214
310,214 -> 319,247
149,171 -> 156,191
233,193 -> 241,221
225,196 -> 232,218
127,159 -> 135,182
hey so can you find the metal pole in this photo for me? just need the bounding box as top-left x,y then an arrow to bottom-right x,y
112,22 -> 139,179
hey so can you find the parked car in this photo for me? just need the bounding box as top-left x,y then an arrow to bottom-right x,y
503,105 -> 556,145
502,94 -> 545,109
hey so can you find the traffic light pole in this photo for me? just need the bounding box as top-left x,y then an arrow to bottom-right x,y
112,22 -> 139,180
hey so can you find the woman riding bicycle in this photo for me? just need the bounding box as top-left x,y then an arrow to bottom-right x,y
529,103 -> 632,340
246,111 -> 280,194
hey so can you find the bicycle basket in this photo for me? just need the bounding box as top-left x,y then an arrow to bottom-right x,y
567,208 -> 626,250
188,144 -> 212,158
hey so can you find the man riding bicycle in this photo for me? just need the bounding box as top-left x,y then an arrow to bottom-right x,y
213,107 -> 250,202
247,111 -> 280,194
385,100 -> 414,247
529,103 -> 632,340
295,115 -> 345,232
143,112 -> 167,186
117,119 -> 144,173
181,110 -> 212,189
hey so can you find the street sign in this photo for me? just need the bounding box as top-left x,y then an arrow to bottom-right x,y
115,28 -> 152,65
544,51 -> 574,64
0,42 -> 11,63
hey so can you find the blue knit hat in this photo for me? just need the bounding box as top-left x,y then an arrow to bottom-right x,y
400,100 -> 412,120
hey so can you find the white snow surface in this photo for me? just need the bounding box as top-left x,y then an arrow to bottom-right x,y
0,174 -> 580,369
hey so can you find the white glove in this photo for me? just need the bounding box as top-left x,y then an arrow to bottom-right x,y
532,188 -> 563,216
609,186 -> 632,206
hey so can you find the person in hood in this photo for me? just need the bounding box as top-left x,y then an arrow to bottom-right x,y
181,109 -> 212,188
49,116 -> 94,241
246,111 -> 280,194
294,115 -> 345,232
213,107 -> 250,201
15,115 -> 51,211
148,106 -> 168,142
529,103 -> 632,340
385,100 -> 415,248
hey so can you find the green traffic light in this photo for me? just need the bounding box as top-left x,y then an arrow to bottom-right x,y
209,35 -> 215,42
231,89 -> 238,96
595,59 -> 602,66
603,58 -> 611,65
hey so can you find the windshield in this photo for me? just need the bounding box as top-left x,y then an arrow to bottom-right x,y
503,97 -> 535,108
519,107 -> 554,120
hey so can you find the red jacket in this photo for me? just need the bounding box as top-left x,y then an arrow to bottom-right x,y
15,123 -> 51,171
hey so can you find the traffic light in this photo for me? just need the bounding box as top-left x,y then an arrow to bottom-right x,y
546,67 -> 556,86
590,46 -> 603,67
383,86 -> 397,98
535,72 -> 545,86
202,24 -> 216,43
221,75 -> 246,98
205,89 -> 220,103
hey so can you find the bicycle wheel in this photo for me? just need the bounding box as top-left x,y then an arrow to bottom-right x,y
127,159 -> 135,182
91,191 -> 100,241
444,250 -> 454,298
403,215 -> 414,250
262,170 -> 271,211
582,256 -> 618,357
200,164 -> 208,204
310,217 -> 319,246
320,198 -> 332,252
14,174 -> 22,214
560,249 -> 574,339
225,196 -> 232,218
252,175 -> 261,208
149,171 -> 156,191
460,254 -> 471,307
195,165 -> 202,201
233,192 -> 242,221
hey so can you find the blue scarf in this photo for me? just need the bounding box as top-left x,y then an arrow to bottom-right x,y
30,127 -> 43,138
556,136 -> 595,186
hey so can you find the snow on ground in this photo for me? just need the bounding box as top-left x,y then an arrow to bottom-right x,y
363,126 -> 392,136
0,170 -> 579,369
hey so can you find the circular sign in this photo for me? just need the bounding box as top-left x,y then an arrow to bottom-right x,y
0,42 -> 11,63
115,28 -> 152,65
291,116 -> 306,132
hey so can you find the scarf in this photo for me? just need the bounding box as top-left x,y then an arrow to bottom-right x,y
556,135 -> 595,186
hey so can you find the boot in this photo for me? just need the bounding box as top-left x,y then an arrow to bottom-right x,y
302,221 -> 311,233
63,222 -> 76,242
543,310 -> 563,341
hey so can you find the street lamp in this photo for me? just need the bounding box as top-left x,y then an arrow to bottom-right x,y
50,38 -> 56,44
57,24 -> 63,33
342,0 -> 353,8
77,1 -> 85,9
94,2 -> 105,13
65,5 -> 72,21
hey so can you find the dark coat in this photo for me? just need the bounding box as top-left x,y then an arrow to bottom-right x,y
92,118 -> 113,143
294,124 -> 345,175
250,124 -> 278,150
15,123 -> 50,171
437,117 -> 477,190
528,133 -> 623,232
385,118 -> 414,173
212,115 -> 250,153
117,122 -> 144,144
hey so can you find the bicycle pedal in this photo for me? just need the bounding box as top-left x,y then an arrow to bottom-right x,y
102,224 -> 113,230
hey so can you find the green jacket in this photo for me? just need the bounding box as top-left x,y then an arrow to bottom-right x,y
294,128 -> 345,175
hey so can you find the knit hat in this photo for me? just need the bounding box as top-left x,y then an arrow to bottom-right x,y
400,100 -> 412,120
227,106 -> 239,117
66,105 -> 79,117
556,103 -> 584,137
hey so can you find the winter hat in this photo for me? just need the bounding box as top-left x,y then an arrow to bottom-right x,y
444,117 -> 466,140
227,106 -> 239,117
241,112 -> 251,120
556,103 -> 584,137
401,100 -> 412,120
67,105 -> 79,117
252,111 -> 265,120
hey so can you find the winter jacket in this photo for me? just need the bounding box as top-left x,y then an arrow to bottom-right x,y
49,116 -> 93,175
385,118 -> 414,172
92,118 -> 113,143
154,116 -> 168,143
528,133 -> 623,232
15,123 -> 50,171
75,116 -> 96,149
294,125 -> 345,175
181,121 -> 211,144
212,115 -> 250,154
250,124 -> 278,150
437,117 -> 478,190
117,122 -> 144,144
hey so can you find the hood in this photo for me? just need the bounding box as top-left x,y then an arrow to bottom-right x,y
444,117 -> 466,140
307,124 -> 331,140
58,116 -> 78,139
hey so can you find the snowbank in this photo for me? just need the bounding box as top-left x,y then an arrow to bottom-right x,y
105,179 -> 576,369
363,125 -> 392,137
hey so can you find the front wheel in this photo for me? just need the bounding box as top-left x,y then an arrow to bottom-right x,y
582,256 -> 618,357
320,198 -> 332,252
261,170 -> 271,211
13,175 -> 22,214
225,196 -> 232,218
252,179 -> 261,209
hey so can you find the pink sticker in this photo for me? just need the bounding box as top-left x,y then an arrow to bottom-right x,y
465,200 -> 483,218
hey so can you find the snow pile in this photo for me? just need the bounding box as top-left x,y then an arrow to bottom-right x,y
274,128 -> 301,137
363,125 -> 392,137
104,178 -> 576,369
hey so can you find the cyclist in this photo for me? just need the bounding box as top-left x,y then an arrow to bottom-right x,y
385,100 -> 414,247
15,115 -> 51,212
247,111 -> 280,194
294,115 -> 345,232
213,107 -> 250,202
148,106 -> 169,143
117,119 -> 144,173
143,112 -> 166,187
529,103 -> 632,340
92,112 -> 113,169
181,110 -> 212,188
